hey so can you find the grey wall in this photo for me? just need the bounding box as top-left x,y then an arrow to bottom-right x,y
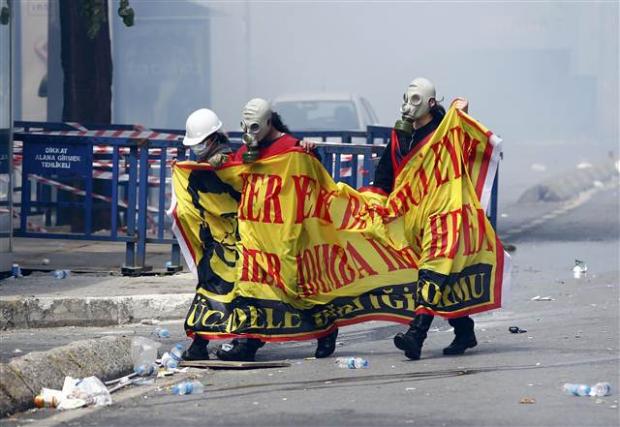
111,1 -> 618,148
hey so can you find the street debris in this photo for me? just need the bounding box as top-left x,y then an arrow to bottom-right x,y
131,336 -> 161,376
519,397 -> 536,404
160,343 -> 184,369
152,327 -> 170,338
29,336 -> 198,413
41,258 -> 50,265
11,263 -> 23,278
531,295 -> 555,301
171,380 -> 204,395
508,326 -> 527,334
572,260 -> 588,279
336,357 -> 369,369
52,270 -> 71,279
34,388 -> 62,408
140,318 -> 160,325
13,348 -> 22,353
563,382 -> 612,397
34,376 -> 112,410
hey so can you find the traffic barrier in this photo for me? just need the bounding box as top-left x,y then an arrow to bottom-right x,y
12,121 -> 498,275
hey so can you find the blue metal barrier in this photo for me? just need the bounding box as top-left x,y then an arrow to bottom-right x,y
13,121 -> 499,275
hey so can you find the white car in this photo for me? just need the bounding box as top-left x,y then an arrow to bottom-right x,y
271,93 -> 380,131
272,93 -> 383,188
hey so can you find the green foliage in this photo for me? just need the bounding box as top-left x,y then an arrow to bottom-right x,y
1,0 -> 10,26
118,0 -> 134,27
80,0 -> 134,39
79,0 -> 108,39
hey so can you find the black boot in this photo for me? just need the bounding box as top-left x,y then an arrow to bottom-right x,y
443,316 -> 477,355
315,328 -> 338,358
216,338 -> 264,362
393,314 -> 434,360
182,335 -> 210,361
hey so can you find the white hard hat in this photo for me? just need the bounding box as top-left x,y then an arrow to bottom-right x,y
183,108 -> 223,146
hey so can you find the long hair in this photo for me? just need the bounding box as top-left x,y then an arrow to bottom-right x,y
211,131 -> 230,145
430,102 -> 446,121
271,111 -> 291,133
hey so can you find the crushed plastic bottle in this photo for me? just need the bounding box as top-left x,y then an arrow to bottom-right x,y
563,382 -> 612,397
131,337 -> 160,376
134,363 -> 157,377
336,357 -> 369,369
171,380 -> 204,395
52,270 -> 71,279
572,260 -> 587,278
153,327 -> 170,339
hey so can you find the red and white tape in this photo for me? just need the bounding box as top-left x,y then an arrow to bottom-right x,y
27,173 -> 161,214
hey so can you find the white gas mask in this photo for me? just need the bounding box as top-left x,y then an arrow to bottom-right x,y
400,77 -> 436,121
241,98 -> 272,145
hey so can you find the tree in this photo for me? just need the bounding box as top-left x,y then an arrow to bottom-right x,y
59,0 -> 133,123
57,0 -> 134,231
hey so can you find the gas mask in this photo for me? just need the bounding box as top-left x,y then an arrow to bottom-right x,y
394,77 -> 436,135
190,133 -> 231,167
240,98 -> 272,163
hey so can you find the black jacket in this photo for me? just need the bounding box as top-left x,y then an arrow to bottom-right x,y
373,110 -> 444,194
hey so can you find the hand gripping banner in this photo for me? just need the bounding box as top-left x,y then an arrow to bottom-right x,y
168,107 -> 511,341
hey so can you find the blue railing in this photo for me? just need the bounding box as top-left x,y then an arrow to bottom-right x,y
12,121 -> 498,275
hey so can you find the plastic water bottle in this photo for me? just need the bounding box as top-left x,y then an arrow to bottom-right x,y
590,382 -> 612,397
160,352 -> 178,369
336,357 -> 369,369
170,343 -> 184,362
563,383 -> 591,396
153,328 -> 170,339
11,264 -> 22,278
572,260 -> 587,278
171,380 -> 204,395
563,382 -> 612,397
134,363 -> 157,377
52,270 -> 70,279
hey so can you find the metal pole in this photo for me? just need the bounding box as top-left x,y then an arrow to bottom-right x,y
135,142 -> 149,270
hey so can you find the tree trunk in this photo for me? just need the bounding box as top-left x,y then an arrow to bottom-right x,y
58,1 -> 113,232
59,1 -> 112,123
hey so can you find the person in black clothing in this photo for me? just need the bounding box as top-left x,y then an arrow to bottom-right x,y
372,77 -> 476,360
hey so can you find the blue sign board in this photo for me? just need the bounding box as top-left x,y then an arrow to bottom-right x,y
23,141 -> 91,177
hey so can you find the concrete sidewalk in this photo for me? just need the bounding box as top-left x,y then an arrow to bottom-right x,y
0,237 -> 195,329
0,271 -> 195,329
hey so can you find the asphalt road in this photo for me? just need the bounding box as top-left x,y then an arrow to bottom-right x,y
2,188 -> 619,427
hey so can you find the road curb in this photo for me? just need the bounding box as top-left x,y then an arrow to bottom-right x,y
0,336 -> 133,417
517,160 -> 619,203
0,293 -> 194,330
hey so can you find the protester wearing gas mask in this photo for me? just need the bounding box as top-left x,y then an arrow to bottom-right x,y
371,78 -> 475,361
232,97 -> 317,163
216,98 -> 338,362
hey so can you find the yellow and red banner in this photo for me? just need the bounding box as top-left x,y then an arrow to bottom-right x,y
168,107 -> 510,341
